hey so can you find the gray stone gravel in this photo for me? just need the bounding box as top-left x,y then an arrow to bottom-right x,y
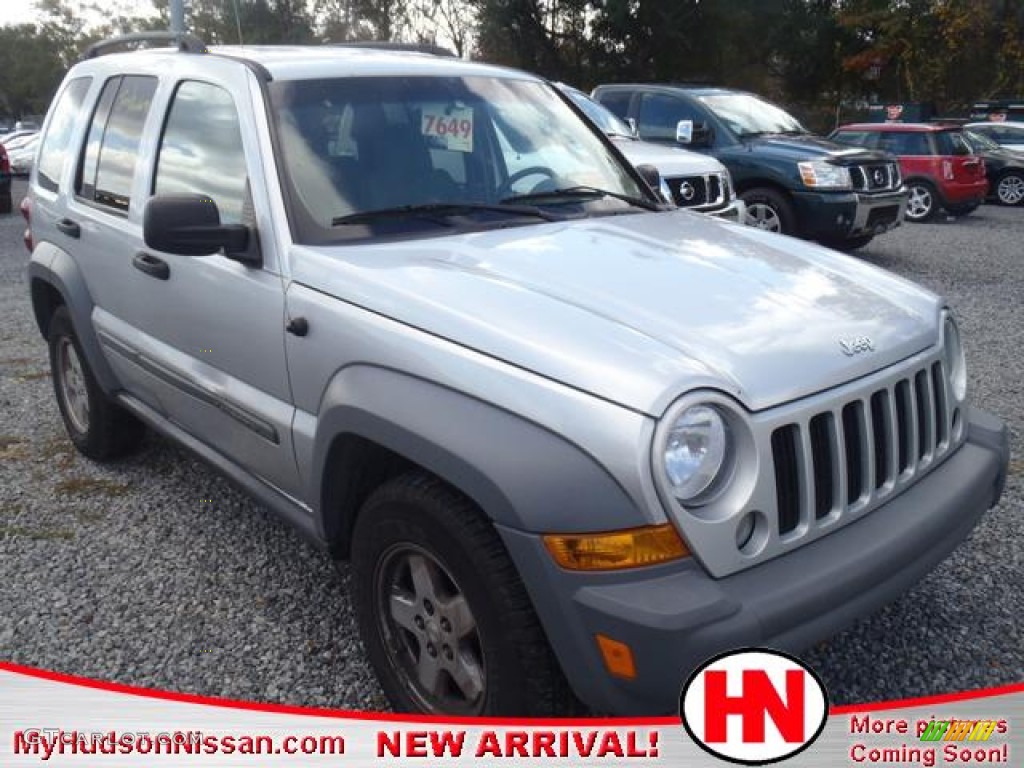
0,177 -> 1020,710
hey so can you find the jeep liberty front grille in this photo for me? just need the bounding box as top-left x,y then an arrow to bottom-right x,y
771,359 -> 954,537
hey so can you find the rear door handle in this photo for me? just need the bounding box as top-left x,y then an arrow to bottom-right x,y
133,252 -> 170,281
55,218 -> 80,239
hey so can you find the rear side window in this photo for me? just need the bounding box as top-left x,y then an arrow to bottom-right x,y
36,77 -> 92,193
154,81 -> 248,225
597,91 -> 632,120
934,131 -> 972,156
878,132 -> 930,155
77,75 -> 158,212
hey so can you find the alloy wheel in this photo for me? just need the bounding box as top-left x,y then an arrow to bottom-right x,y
746,203 -> 782,232
906,185 -> 934,220
996,175 -> 1024,206
57,337 -> 90,434
375,544 -> 486,714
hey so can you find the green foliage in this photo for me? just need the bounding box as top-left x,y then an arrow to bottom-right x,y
1,0 -> 1021,125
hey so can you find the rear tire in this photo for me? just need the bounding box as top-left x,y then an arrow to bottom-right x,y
48,306 -> 145,461
741,187 -> 797,235
905,181 -> 938,222
0,190 -> 11,215
350,472 -> 578,716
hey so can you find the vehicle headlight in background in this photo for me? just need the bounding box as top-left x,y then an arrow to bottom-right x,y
663,405 -> 731,502
798,160 -> 852,190
943,316 -> 967,401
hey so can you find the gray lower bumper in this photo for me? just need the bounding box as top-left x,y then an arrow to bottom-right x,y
499,408 -> 1009,715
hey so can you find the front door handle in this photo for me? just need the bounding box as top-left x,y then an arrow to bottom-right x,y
56,218 -> 80,239
133,252 -> 170,281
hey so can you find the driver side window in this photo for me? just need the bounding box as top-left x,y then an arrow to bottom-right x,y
637,94 -> 702,142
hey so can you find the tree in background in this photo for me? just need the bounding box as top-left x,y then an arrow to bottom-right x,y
2,0 -> 1022,126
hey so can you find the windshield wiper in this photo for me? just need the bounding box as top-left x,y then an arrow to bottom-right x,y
501,185 -> 661,211
332,201 -> 558,226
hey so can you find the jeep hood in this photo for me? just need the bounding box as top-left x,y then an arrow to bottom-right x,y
293,212 -> 940,416
613,137 -> 727,178
740,133 -> 891,165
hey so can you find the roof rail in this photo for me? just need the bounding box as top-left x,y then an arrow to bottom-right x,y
82,31 -> 208,60
327,41 -> 457,57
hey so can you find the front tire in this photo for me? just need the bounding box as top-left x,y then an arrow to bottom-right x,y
350,472 -> 577,716
48,306 -> 145,461
995,171 -> 1024,206
905,181 -> 938,222
741,187 -> 796,235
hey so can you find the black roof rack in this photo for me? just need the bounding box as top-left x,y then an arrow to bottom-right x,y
82,32 -> 208,60
327,41 -> 457,57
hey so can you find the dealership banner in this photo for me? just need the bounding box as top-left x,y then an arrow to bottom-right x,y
1,661 -> 1020,767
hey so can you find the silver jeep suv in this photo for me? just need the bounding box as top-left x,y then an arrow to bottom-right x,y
26,34 -> 1009,716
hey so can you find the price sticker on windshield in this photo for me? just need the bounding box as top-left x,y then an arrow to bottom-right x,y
421,107 -> 473,152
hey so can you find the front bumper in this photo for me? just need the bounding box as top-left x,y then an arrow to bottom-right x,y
792,187 -> 907,240
707,198 -> 746,223
499,408 -> 1008,715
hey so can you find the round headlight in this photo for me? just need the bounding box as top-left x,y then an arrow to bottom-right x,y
943,317 -> 967,401
663,405 -> 730,501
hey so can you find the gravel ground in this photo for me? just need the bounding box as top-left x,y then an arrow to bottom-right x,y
0,176 -> 1020,710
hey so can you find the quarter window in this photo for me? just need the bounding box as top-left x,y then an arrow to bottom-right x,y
36,77 -> 92,193
154,81 -> 249,225
77,76 -> 158,211
878,132 -> 930,155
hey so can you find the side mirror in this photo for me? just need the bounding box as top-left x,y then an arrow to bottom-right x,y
144,195 -> 256,264
627,117 -> 639,137
676,120 -> 694,144
634,163 -> 663,195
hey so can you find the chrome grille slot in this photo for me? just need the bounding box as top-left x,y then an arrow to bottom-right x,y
770,356 -> 958,539
809,413 -> 834,519
842,401 -> 865,505
932,361 -> 947,448
771,425 -> 801,535
870,390 -> 890,490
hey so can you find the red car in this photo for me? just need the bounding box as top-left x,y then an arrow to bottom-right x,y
829,123 -> 988,222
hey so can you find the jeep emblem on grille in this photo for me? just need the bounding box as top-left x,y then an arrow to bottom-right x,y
873,169 -> 885,185
839,336 -> 875,356
679,181 -> 696,201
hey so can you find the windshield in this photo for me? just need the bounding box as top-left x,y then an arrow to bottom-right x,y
964,130 -> 1000,151
696,92 -> 805,137
270,76 -> 648,243
562,88 -> 634,138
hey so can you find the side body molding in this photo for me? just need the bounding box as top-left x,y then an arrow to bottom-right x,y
307,365 -> 647,550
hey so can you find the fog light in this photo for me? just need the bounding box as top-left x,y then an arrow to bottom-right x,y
543,524 -> 689,571
596,634 -> 636,679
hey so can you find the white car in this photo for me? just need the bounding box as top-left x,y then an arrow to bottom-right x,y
557,83 -> 745,221
8,133 -> 39,175
964,121 -> 1024,153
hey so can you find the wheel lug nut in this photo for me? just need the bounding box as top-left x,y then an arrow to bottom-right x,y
427,643 -> 437,657
423,599 -> 434,615
443,645 -> 454,661
414,616 -> 425,630
440,618 -> 451,633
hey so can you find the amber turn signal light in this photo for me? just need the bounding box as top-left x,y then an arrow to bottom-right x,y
596,634 -> 637,679
543,523 -> 689,571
